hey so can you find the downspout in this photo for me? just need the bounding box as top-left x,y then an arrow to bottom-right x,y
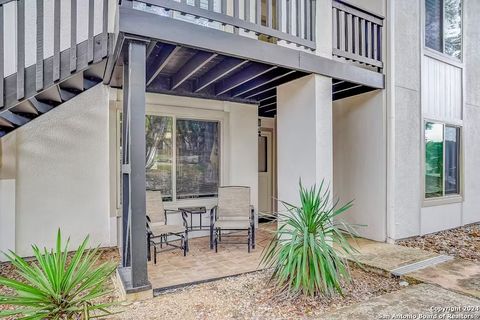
385,0 -> 396,243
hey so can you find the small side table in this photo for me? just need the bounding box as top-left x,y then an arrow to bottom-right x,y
178,206 -> 208,231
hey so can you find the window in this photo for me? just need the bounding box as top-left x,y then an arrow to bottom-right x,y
425,121 -> 461,199
145,116 -> 173,200
145,115 -> 220,201
425,0 -> 462,60
176,119 -> 220,199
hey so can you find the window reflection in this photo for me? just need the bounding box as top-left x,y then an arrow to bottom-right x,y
425,0 -> 462,59
445,126 -> 460,194
145,116 -> 173,201
176,119 -> 220,199
425,122 -> 444,198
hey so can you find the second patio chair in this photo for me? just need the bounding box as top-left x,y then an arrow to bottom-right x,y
146,191 -> 188,263
210,186 -> 255,252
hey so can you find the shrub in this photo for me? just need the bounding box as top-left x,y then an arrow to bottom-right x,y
0,230 -> 118,319
261,180 -> 357,297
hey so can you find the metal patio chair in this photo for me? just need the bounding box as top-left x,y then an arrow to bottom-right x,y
210,186 -> 255,252
146,191 -> 188,263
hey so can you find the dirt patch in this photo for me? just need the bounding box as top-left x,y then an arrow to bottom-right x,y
397,223 -> 480,262
110,266 -> 402,320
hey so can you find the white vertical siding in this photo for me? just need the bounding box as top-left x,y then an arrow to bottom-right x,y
3,1 -> 17,77
60,0 -> 72,52
422,56 -> 463,122
44,0 -> 54,59
24,1 -> 37,68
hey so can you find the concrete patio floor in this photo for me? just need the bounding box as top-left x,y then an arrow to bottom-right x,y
321,283 -> 480,320
346,237 -> 480,300
405,258 -> 480,299
345,237 -> 440,275
147,222 -> 275,291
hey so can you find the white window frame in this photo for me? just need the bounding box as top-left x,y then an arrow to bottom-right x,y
144,105 -> 225,206
423,0 -> 464,63
422,119 -> 463,207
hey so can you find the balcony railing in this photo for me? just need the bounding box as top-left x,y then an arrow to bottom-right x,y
125,0 -> 316,50
0,0 -> 108,109
332,0 -> 383,69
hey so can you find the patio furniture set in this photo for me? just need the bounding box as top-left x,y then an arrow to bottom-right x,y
146,186 -> 256,264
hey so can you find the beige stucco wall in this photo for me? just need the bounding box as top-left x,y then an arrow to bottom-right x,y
0,84 -> 112,258
387,0 -> 422,240
277,74 -> 332,207
387,0 -> 480,240
462,0 -> 480,226
333,90 -> 386,242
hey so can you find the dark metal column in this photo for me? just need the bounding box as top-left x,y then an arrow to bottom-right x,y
120,39 -> 151,292
127,40 -> 149,289
121,56 -> 131,268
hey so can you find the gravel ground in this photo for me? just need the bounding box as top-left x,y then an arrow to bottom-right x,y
1,248 -> 403,320
110,267 -> 402,320
397,223 -> 480,262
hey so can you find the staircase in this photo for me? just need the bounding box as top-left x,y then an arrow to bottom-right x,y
0,63 -> 105,138
0,0 -> 110,138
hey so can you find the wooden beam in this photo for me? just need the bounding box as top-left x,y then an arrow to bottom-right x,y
195,57 -> 248,92
231,69 -> 295,97
171,51 -> 217,90
70,0 -> 77,72
0,110 -> 29,126
215,64 -> 276,96
146,45 -> 181,86
53,0 -> 60,81
17,0 -> 25,99
36,0 -> 44,90
88,0 -> 94,62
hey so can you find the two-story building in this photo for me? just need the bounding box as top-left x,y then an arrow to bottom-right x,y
0,0 -> 478,295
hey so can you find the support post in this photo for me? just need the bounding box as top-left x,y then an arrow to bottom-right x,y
118,40 -> 152,297
277,74 -> 333,206
128,40 -> 149,289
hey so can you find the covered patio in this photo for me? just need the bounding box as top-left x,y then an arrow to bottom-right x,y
147,222 -> 274,293
109,0 -> 384,296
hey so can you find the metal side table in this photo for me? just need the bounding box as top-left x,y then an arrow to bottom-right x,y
178,206 -> 208,231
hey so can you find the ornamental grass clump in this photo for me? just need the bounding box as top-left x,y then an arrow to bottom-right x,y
0,230 -> 118,319
261,180 -> 358,297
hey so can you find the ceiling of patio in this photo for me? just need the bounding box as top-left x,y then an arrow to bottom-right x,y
109,41 -> 378,117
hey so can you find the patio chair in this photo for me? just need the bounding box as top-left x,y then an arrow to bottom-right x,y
210,186 -> 255,252
146,191 -> 188,263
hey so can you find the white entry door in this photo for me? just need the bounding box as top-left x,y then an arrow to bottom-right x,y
258,131 -> 273,215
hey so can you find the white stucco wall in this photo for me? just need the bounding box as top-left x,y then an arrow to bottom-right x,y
0,134 -> 16,261
277,74 -> 332,207
333,91 -> 386,242
462,0 -> 480,226
0,84 -> 112,257
387,0 -> 480,239
388,0 -> 422,239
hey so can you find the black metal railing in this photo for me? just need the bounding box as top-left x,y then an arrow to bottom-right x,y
332,0 -> 383,69
0,0 -> 108,109
125,0 -> 316,50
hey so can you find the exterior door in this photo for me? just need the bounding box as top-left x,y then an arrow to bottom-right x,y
258,131 -> 273,214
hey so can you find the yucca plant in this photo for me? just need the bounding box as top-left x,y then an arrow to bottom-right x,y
0,230 -> 118,319
260,180 -> 357,297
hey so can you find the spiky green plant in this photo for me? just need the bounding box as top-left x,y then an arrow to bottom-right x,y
0,230 -> 118,319
260,180 -> 357,297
